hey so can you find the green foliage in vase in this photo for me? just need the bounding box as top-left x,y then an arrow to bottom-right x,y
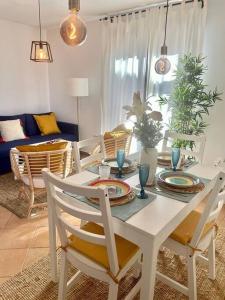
158,54 -> 222,149
123,92 -> 163,149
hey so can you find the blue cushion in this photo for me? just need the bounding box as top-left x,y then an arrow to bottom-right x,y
25,112 -> 52,136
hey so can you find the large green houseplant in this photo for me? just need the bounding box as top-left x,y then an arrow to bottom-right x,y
159,54 -> 222,149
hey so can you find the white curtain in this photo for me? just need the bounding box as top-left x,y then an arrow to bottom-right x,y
101,0 -> 208,132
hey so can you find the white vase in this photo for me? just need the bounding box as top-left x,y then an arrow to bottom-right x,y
140,147 -> 158,186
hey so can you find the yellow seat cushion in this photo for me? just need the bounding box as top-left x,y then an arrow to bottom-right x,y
16,141 -> 68,152
34,113 -> 61,135
170,210 -> 215,245
69,222 -> 139,270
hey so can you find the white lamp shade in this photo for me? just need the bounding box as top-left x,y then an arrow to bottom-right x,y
67,78 -> 89,97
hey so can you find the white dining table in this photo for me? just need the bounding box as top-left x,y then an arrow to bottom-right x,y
47,162 -> 222,300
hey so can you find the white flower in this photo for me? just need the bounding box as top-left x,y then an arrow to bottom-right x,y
123,91 -> 151,121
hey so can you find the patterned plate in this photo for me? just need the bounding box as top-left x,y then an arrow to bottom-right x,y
103,158 -> 132,170
89,179 -> 131,199
88,190 -> 136,207
157,152 -> 171,163
157,152 -> 185,167
158,171 -> 200,188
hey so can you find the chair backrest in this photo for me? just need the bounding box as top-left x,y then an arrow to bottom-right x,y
73,136 -> 106,173
190,171 -> 225,248
42,168 -> 119,275
10,148 -> 72,187
104,133 -> 132,158
162,130 -> 206,163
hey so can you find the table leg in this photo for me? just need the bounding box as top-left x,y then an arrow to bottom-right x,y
140,241 -> 159,300
48,206 -> 58,282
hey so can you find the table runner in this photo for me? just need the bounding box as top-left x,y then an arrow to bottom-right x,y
65,190 -> 156,222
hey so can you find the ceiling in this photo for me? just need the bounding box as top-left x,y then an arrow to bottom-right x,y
0,0 -> 157,28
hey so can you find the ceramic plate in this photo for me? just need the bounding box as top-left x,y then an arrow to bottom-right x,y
158,171 -> 200,188
157,152 -> 171,162
89,179 -> 131,199
103,158 -> 132,170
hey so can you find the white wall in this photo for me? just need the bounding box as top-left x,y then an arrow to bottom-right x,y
0,20 -> 50,116
203,0 -> 225,163
47,21 -> 102,139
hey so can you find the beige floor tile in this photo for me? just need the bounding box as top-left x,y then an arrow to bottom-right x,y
0,225 -> 36,249
30,226 -> 60,248
0,206 -> 12,229
0,277 -> 11,285
0,249 -> 28,277
5,213 -> 38,229
23,247 -> 49,269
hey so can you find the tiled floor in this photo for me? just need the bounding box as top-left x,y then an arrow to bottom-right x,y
0,206 -> 80,285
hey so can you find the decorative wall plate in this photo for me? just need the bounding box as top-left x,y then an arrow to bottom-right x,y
158,171 -> 200,188
89,179 -> 131,199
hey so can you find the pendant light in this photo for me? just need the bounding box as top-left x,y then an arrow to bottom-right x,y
30,0 -> 53,63
60,0 -> 87,46
155,0 -> 171,75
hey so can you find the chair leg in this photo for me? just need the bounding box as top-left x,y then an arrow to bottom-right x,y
108,281 -> 119,300
58,251 -> 69,300
208,238 -> 216,280
187,255 -> 197,300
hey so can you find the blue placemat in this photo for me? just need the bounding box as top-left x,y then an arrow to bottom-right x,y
65,190 -> 156,222
137,175 -> 210,203
86,164 -> 139,180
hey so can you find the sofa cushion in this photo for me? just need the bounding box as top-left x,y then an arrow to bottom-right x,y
0,114 -> 26,139
34,113 -> 61,135
25,113 -> 51,137
0,119 -> 26,142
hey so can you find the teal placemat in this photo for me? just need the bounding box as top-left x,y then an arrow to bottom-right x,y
65,190 -> 156,222
137,176 -> 210,203
86,164 -> 139,180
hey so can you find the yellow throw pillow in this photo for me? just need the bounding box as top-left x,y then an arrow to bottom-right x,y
16,142 -> 68,152
34,113 -> 61,135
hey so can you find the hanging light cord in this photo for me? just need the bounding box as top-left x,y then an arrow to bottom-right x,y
38,0 -> 42,42
163,0 -> 169,46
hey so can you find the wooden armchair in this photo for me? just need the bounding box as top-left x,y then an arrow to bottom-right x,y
10,146 -> 72,216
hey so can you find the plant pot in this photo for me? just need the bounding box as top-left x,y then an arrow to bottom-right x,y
140,147 -> 158,186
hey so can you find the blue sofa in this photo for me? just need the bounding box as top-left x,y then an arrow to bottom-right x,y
0,113 -> 79,174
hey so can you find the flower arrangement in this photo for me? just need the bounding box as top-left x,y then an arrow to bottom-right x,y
123,92 -> 163,150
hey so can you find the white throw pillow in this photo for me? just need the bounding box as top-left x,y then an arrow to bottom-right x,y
0,119 -> 26,142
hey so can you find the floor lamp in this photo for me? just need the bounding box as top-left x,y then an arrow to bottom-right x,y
67,78 -> 89,129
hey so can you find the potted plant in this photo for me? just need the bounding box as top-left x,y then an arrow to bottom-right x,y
124,92 -> 163,185
159,54 -> 222,150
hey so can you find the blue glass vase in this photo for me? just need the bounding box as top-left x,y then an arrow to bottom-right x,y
171,148 -> 180,171
137,164 -> 150,199
116,149 -> 125,178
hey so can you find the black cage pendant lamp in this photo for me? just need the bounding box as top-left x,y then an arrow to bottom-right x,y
155,0 -> 171,75
30,0 -> 53,63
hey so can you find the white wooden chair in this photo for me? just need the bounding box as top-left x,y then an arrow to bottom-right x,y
162,130 -> 206,163
10,147 -> 72,216
73,136 -> 106,173
103,132 -> 132,159
42,168 -> 142,300
156,172 -> 225,299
